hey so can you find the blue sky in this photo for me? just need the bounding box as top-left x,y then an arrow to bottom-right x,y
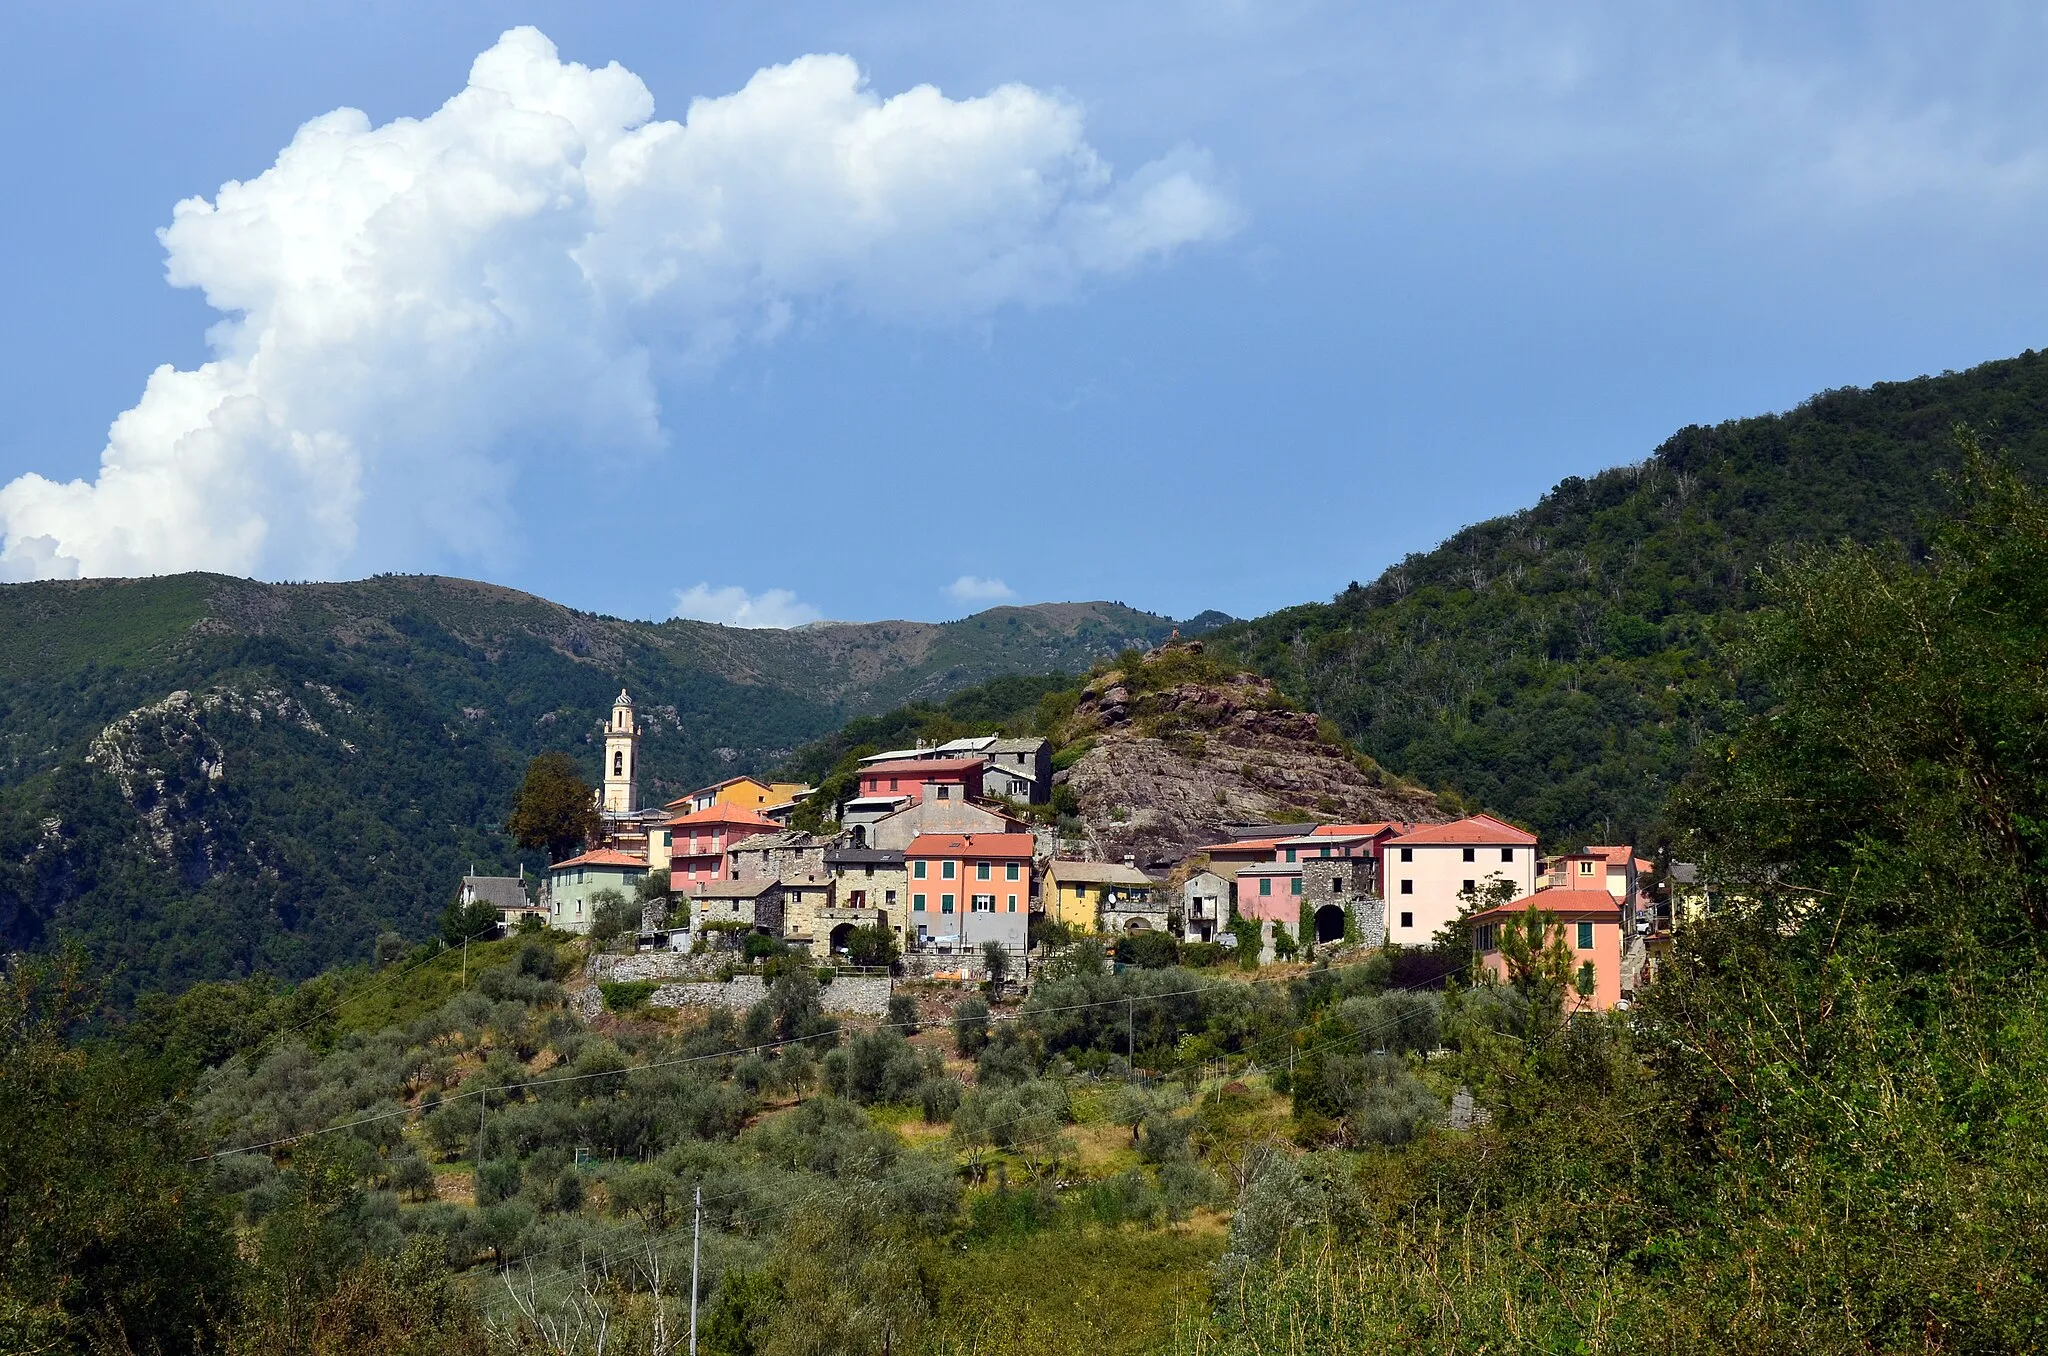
3,3 -> 2047,626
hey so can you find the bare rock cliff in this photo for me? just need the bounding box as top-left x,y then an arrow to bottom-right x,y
1058,648 -> 1445,869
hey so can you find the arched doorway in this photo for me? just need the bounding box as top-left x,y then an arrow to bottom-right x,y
1314,904 -> 1347,943
829,921 -> 856,955
849,824 -> 867,847
1125,916 -> 1151,932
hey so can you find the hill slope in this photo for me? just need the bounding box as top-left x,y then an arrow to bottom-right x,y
0,574 -> 1173,994
1217,349 -> 2048,847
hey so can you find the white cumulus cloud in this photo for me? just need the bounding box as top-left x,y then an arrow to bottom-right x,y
672,583 -> 822,629
945,574 -> 1017,603
0,26 -> 1236,582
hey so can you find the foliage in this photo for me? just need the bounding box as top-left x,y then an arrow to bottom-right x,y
0,948 -> 237,1354
504,751 -> 601,863
952,996 -> 991,1056
439,895 -> 501,949
843,923 -> 898,968
598,980 -> 659,1013
1115,930 -> 1180,969
586,888 -> 638,951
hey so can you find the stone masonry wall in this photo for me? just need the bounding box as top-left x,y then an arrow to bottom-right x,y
649,974 -> 894,1017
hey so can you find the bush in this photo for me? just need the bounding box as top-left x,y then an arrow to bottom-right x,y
587,889 -> 637,950
1114,931 -> 1180,969
743,932 -> 785,963
1181,941 -> 1229,968
598,980 -> 658,1013
886,993 -> 920,1034
843,924 -> 898,968
441,896 -> 500,948
953,996 -> 991,1057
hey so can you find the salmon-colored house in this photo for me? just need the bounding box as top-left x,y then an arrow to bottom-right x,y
856,756 -> 986,806
665,804 -> 779,885
1469,886 -> 1624,1012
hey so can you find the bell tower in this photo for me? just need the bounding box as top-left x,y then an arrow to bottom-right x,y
602,688 -> 639,816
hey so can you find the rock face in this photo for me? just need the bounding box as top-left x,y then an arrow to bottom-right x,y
1059,647 -> 1445,870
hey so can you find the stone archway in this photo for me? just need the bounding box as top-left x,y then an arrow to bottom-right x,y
1124,916 -> 1151,932
829,921 -> 856,954
1314,904 -> 1347,944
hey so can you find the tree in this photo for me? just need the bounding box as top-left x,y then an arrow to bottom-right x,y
504,751 -> 600,863
952,995 -> 991,1056
586,888 -> 636,951
1496,902 -> 1574,1013
980,939 -> 1012,991
844,924 -> 898,969
0,949 -> 237,1355
440,894 -> 500,948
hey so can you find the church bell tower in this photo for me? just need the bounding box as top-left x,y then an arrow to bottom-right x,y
602,688 -> 639,816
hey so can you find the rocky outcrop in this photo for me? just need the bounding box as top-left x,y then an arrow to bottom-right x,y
1058,645 -> 1445,869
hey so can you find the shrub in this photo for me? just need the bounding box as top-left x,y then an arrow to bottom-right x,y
1114,931 -> 1180,969
1181,941 -> 1229,968
885,993 -> 920,1034
844,924 -> 898,968
953,996 -> 991,1057
598,980 -> 658,1013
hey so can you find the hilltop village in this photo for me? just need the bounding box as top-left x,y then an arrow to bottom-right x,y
463,678 -> 1689,1010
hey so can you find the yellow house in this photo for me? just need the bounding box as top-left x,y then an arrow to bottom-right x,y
1042,859 -> 1157,931
674,776 -> 813,816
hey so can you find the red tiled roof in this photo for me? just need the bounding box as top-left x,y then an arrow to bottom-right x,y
1310,822 -> 1405,837
1469,886 -> 1622,923
665,805 -> 780,830
550,848 -> 649,870
860,757 -> 987,777
1196,837 -> 1284,855
1387,814 -> 1537,848
905,832 -> 1036,857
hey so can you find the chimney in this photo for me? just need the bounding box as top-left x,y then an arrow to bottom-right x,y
1123,855 -> 1136,868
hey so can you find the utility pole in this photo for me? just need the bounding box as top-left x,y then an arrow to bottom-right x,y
1126,995 -> 1135,1084
690,1185 -> 702,1355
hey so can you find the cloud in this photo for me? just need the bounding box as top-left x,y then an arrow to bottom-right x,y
672,583 -> 822,629
945,574 -> 1017,604
0,27 -> 1236,582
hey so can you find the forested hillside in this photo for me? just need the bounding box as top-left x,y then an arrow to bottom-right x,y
1215,349 -> 2048,846
0,576 -> 1172,995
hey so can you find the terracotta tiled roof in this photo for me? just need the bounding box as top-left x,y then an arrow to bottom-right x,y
1309,822 -> 1406,837
904,832 -> 1036,857
549,849 -> 649,870
1196,837 -> 1284,855
665,805 -> 780,830
1387,814 -> 1537,848
1469,885 -> 1621,922
860,756 -> 987,777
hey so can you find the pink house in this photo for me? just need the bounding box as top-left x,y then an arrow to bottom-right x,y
1469,886 -> 1624,1012
856,756 -> 986,806
665,804 -> 779,885
1234,862 -> 1303,924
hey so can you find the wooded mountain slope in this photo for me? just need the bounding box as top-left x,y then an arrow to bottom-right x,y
0,575 -> 1172,995
1214,349 -> 2048,846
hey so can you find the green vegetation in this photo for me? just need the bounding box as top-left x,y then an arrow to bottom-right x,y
1214,349 -> 2048,847
0,579 -> 1169,999
1172,437 -> 2048,1353
503,751 -> 601,863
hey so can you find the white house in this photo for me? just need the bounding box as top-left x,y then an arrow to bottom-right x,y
1381,815 -> 1538,947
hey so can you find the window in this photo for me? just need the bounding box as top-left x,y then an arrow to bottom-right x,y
1259,877 -> 1272,896
888,777 -> 899,792
1578,921 -> 1594,950
1400,879 -> 1413,894
614,751 -> 623,776
850,890 -> 866,908
942,861 -> 956,880
1463,879 -> 1474,893
1501,847 -> 1514,862
977,862 -> 991,881
972,894 -> 995,913
1006,894 -> 1017,911
1579,860 -> 1595,876
1006,863 -> 1020,881
1462,847 -> 1475,862
1476,924 -> 1496,951
1290,878 -> 1303,896
864,866 -> 874,878
1399,911 -> 1413,929
1400,847 -> 1414,862
1320,846 -> 1331,858
936,785 -> 951,800
1333,878 -> 1344,894
913,894 -> 926,912
886,890 -> 897,905
942,894 -> 956,914
1285,848 -> 1296,863
913,861 -> 927,879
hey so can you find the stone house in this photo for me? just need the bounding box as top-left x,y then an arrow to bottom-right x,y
986,736 -> 1052,803
1180,869 -> 1228,943
728,831 -> 830,883
687,878 -> 788,936
825,846 -> 909,949
1299,858 -> 1385,946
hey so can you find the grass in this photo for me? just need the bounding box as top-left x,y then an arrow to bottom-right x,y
328,935 -> 545,1034
922,1224 -> 1225,1356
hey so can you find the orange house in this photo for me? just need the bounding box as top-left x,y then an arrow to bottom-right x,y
665,804 -> 780,885
1469,886 -> 1624,1012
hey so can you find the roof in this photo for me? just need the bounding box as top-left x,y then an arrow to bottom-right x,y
1469,886 -> 1622,923
1237,861 -> 1303,875
1196,837 -> 1284,856
1310,822 -> 1405,837
824,847 -> 906,866
905,832 -> 1037,857
990,737 -> 1049,754
729,831 -> 822,853
860,756 -> 987,778
462,875 -> 532,911
1275,832 -> 1373,850
934,736 -> 999,755
842,795 -> 914,810
688,878 -> 782,900
550,849 -> 650,871
1048,860 -> 1153,886
1387,815 -> 1538,848
666,805 -> 781,830
857,747 -> 924,765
